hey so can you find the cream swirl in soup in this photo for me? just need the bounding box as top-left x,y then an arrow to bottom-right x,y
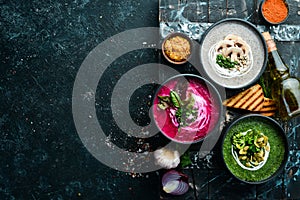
153,78 -> 212,143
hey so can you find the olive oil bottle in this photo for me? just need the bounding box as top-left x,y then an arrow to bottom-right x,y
262,32 -> 300,120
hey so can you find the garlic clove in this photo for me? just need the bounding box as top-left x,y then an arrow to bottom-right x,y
154,148 -> 180,169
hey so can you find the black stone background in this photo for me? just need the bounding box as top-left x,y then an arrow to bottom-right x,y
1,0 -> 162,199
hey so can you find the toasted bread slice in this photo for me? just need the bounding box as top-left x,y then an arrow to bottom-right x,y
256,98 -> 277,116
223,84 -> 264,111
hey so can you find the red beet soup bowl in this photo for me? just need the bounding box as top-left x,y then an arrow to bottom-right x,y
152,74 -> 223,144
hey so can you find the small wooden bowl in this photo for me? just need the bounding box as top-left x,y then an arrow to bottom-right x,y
260,0 -> 289,25
162,32 -> 193,65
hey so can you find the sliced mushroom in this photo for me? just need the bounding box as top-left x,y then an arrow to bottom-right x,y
257,137 -> 264,143
245,162 -> 251,167
224,47 -> 244,62
243,146 -> 249,151
257,150 -> 264,158
241,156 -> 247,160
262,136 -> 268,146
252,161 -> 259,166
224,34 -> 243,41
234,39 -> 250,55
254,138 -> 260,148
239,148 -> 247,155
215,40 -> 235,54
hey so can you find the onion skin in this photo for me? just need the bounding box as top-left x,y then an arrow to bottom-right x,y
162,170 -> 189,195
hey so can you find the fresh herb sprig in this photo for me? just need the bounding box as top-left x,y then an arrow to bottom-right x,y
232,129 -> 260,152
216,54 -> 238,69
180,151 -> 192,168
259,76 -> 271,98
170,90 -> 182,108
157,90 -> 197,128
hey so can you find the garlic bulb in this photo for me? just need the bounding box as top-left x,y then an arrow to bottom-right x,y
154,148 -> 180,169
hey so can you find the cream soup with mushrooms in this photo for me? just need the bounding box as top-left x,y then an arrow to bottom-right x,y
209,34 -> 253,78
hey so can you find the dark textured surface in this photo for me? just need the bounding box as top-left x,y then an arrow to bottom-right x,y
1,0 -> 161,199
1,0 -> 300,199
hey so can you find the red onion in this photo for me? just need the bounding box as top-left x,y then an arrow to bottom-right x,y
162,170 -> 189,195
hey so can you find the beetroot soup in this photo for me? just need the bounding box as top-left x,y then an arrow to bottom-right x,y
153,76 -> 214,143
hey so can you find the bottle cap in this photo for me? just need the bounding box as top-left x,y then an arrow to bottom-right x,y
262,32 -> 272,41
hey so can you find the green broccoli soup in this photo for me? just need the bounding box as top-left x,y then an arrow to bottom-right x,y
222,116 -> 287,182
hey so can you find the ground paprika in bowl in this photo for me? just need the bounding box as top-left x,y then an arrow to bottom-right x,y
261,0 -> 289,25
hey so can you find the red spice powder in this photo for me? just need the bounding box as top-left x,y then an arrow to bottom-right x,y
262,0 -> 288,23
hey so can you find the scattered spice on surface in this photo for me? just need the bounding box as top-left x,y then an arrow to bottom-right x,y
262,0 -> 288,23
